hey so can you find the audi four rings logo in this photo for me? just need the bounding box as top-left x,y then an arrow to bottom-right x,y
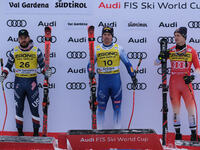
66,82 -> 86,90
5,82 -> 14,89
127,83 -> 147,90
37,35 -> 57,43
127,52 -> 147,59
198,52 -> 200,59
158,36 -> 175,44
7,19 -> 27,27
192,83 -> 200,90
188,21 -> 200,28
97,36 -> 117,43
66,51 -> 87,59
37,67 -> 56,74
157,67 -> 171,75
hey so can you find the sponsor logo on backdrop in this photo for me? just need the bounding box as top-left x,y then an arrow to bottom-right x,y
98,2 -> 200,10
98,21 -> 117,28
128,22 -> 147,28
68,37 -> 86,43
192,83 -> 200,90
189,38 -> 200,43
44,52 -> 56,58
134,68 -> 147,74
38,21 -> 56,27
159,22 -> 177,27
127,82 -> 147,90
157,36 -> 175,44
37,35 -> 57,43
5,82 -> 55,89
97,36 -> 117,44
7,19 -> 27,27
188,21 -> 200,28
98,2 -> 121,9
9,2 -> 49,8
7,36 -> 18,42
66,51 -> 87,59
66,82 -> 86,90
157,67 -> 194,75
128,37 -> 147,43
67,68 -> 86,74
127,52 -> 147,59
66,21 -> 88,30
55,0 -> 87,8
37,66 -> 56,74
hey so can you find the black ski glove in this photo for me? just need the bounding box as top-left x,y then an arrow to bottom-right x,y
183,75 -> 195,84
158,50 -> 170,60
132,75 -> 138,89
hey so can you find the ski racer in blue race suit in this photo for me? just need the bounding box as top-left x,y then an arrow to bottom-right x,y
0,29 -> 52,136
88,26 -> 137,129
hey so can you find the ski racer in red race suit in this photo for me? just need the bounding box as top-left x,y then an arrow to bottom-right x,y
155,27 -> 200,141
0,29 -> 52,136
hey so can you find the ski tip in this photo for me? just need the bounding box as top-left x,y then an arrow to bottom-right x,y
45,26 -> 52,32
88,25 -> 95,31
0,58 -> 3,67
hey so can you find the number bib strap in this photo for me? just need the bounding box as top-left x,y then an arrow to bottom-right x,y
14,46 -> 38,78
96,44 -> 120,74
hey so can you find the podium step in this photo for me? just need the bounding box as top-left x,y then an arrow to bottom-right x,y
0,136 -> 56,150
58,129 -> 163,150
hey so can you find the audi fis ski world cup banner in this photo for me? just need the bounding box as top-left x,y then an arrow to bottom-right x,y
1,0 -> 200,136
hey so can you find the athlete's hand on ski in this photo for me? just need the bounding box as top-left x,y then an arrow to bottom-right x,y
158,49 -> 170,60
183,75 -> 195,84
44,68 -> 52,78
132,75 -> 138,89
0,72 -> 7,82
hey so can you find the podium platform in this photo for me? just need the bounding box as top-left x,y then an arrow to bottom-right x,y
58,129 -> 163,150
0,136 -> 56,150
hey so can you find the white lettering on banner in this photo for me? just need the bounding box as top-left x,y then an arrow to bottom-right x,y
96,137 -> 106,142
117,137 -> 136,142
137,137 -> 149,142
80,137 -> 94,142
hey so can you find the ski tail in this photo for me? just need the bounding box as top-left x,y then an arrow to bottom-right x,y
42,26 -> 52,136
88,26 -> 97,129
0,58 -> 8,135
128,57 -> 142,129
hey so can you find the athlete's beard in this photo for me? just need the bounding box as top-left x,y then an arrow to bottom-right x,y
20,42 -> 29,48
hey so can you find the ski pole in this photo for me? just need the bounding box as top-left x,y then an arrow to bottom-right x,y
0,58 -> 8,135
185,60 -> 198,141
128,57 -> 142,129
